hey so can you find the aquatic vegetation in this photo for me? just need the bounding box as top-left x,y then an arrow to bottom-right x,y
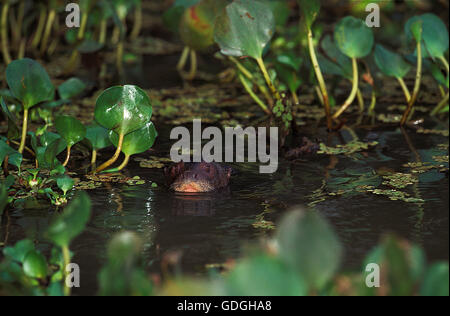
94,85 -> 154,173
54,116 -> 86,167
317,140 -> 378,156
85,123 -> 112,166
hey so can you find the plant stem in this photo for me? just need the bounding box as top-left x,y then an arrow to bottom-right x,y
95,133 -> 124,173
116,154 -> 130,171
356,88 -> 364,112
401,41 -> 422,126
256,57 -> 281,101
62,245 -> 71,296
99,20 -> 107,45
431,92 -> 449,116
307,29 -> 331,130
314,86 -> 324,106
229,56 -> 253,79
177,46 -> 190,71
187,50 -> 197,80
14,0 -> 25,46
78,12 -> 88,40
333,57 -> 359,119
439,55 -> 449,73
91,149 -> 97,165
32,7 -> 46,49
63,146 -> 71,167
292,91 -> 300,105
40,8 -> 55,55
116,41 -> 124,74
439,85 -> 446,98
1,3 -> 12,65
17,38 -> 25,59
130,3 -> 142,41
18,109 -> 29,154
238,73 -> 270,115
397,77 -> 411,103
368,90 -> 377,115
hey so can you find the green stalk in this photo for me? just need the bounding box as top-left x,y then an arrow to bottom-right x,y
356,88 -> 364,112
439,55 -> 449,73
187,50 -> 197,80
368,90 -> 377,115
62,245 -> 71,296
14,0 -> 25,46
17,38 -> 25,59
103,154 -> 130,173
333,57 -> 359,119
130,3 -> 142,41
307,29 -> 331,129
31,7 -> 46,49
256,57 -> 281,101
431,92 -> 449,116
95,133 -> 124,173
401,41 -> 422,126
292,91 -> 300,105
91,149 -> 97,165
63,146 -> 71,167
1,3 -> 12,65
396,77 -> 411,103
229,56 -> 253,79
40,8 -> 56,55
99,20 -> 107,45
177,46 -> 190,71
238,73 -> 270,115
116,41 -> 124,73
78,12 -> 89,40
18,109 -> 29,154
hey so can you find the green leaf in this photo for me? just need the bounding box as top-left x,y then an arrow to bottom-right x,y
298,0 -> 320,29
0,182 -> 7,217
214,0 -> 275,59
274,63 -> 302,94
420,263 -> 449,296
163,0 -> 201,33
85,123 -> 112,150
374,44 -> 411,78
3,239 -> 35,264
44,138 -> 65,170
267,0 -> 290,28
0,139 -> 22,169
95,85 -> 153,136
58,78 -> 87,100
56,175 -> 75,196
406,14 -> 448,58
405,16 -> 423,44
46,191 -> 91,248
276,209 -> 342,290
23,250 -> 48,279
5,58 -> 55,110
54,116 -> 86,147
0,97 -> 20,140
179,0 -> 229,51
109,121 -> 158,156
321,34 -> 352,78
334,16 -> 374,58
225,254 -> 307,295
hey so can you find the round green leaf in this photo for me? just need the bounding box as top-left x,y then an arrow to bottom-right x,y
109,121 -> 157,156
3,239 -> 35,264
94,85 -> 153,136
23,250 -> 48,279
46,192 -> 91,247
214,0 -> 275,60
276,209 -> 342,290
298,0 -> 320,29
58,78 -> 87,100
334,16 -> 374,58
179,0 -> 228,51
5,58 -> 55,110
54,116 -> 86,147
406,14 -> 448,58
56,175 -> 75,196
374,44 -> 411,78
86,123 -> 112,150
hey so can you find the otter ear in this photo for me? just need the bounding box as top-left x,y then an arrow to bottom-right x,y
227,168 -> 232,179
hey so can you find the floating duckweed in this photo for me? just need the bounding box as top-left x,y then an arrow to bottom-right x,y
135,156 -> 172,169
318,141 -> 378,156
432,155 -> 449,163
367,188 -> 425,204
382,173 -> 418,189
416,128 -> 449,137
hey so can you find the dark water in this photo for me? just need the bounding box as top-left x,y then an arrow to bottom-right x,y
1,122 -> 448,296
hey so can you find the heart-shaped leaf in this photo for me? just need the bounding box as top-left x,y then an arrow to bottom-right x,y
3,239 -> 35,264
5,58 -> 55,110
58,78 -> 87,100
54,116 -> 86,147
56,175 -> 75,196
109,121 -> 157,156
23,250 -> 48,279
334,16 -> 374,59
46,191 -> 91,248
95,85 -> 153,136
214,0 -> 275,59
406,14 -> 448,58
374,44 -> 411,78
276,208 -> 343,291
179,0 -> 229,51
297,0 -> 320,29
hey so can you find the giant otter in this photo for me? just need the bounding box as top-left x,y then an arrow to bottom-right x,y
164,162 -> 232,193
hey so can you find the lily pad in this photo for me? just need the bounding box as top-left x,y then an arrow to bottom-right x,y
58,78 -> 87,100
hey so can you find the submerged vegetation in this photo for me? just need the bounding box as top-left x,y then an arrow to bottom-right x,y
0,0 -> 448,296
